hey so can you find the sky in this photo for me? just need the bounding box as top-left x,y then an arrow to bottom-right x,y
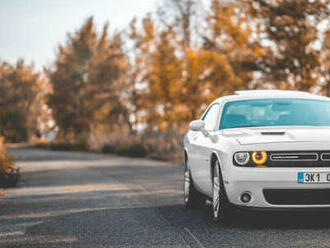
0,0 -> 158,70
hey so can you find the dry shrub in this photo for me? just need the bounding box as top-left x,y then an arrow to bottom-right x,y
94,127 -> 183,162
88,123 -> 133,151
141,131 -> 183,163
102,139 -> 147,158
0,137 -> 14,173
42,124 -> 184,163
93,128 -> 147,158
0,137 -> 20,188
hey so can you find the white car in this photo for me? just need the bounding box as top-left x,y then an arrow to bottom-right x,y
183,90 -> 330,221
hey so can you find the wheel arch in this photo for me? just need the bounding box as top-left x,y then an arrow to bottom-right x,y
183,148 -> 189,168
210,150 -> 231,204
210,151 -> 221,182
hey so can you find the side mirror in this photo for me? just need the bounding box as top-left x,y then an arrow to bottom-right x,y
189,120 -> 218,143
189,120 -> 205,132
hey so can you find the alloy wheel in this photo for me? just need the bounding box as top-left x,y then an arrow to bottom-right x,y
213,162 -> 221,220
184,161 -> 190,204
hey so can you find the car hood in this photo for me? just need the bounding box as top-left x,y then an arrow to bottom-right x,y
222,127 -> 330,145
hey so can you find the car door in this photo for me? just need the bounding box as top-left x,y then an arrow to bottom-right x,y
190,103 -> 221,194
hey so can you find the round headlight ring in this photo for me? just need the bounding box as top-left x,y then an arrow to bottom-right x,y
252,151 -> 267,165
234,152 -> 250,166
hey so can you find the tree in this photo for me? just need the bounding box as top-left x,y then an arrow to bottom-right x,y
87,30 -> 132,143
48,17 -> 97,142
48,17 -> 131,145
130,3 -> 246,133
130,16 -> 183,132
203,0 -> 266,89
321,29 -> 330,96
245,0 -> 329,91
0,60 -> 45,142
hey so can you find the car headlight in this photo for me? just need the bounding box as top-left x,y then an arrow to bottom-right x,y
234,152 -> 250,166
252,151 -> 267,165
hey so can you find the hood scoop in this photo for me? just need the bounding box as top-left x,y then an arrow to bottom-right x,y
261,131 -> 285,135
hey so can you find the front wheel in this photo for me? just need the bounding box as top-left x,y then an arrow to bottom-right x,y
212,160 -> 231,222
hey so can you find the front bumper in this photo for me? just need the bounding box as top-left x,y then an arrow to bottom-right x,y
224,167 -> 330,208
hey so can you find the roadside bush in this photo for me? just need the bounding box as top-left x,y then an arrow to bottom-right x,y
98,131 -> 183,162
35,140 -> 88,152
37,128 -> 184,163
101,131 -> 183,162
141,131 -> 183,162
0,137 -> 19,188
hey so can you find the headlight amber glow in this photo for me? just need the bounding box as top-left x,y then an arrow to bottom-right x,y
252,151 -> 267,165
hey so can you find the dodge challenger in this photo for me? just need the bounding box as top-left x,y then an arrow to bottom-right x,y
183,90 -> 330,221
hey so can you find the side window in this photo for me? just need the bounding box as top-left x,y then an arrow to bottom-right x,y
202,104 -> 220,131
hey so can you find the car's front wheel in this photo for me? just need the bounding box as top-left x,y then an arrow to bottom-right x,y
184,156 -> 205,208
212,159 -> 231,222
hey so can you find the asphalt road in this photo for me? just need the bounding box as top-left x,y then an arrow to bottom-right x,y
1,146 -> 330,248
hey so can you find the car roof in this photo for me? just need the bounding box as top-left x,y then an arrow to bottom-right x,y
212,90 -> 329,104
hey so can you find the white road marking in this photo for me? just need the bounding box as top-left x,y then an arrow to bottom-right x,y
184,227 -> 206,248
0,235 -> 78,245
0,231 -> 24,237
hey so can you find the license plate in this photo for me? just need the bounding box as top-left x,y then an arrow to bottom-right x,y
298,172 -> 330,184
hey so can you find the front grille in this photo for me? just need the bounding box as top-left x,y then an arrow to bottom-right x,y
266,151 -> 330,167
263,189 -> 330,205
270,153 -> 318,162
321,153 -> 330,161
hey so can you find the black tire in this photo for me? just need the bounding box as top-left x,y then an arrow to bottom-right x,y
184,156 -> 205,208
212,159 -> 231,222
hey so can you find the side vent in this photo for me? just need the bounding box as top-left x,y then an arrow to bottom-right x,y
261,131 -> 285,135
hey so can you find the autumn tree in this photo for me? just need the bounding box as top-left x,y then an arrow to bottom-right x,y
321,29 -> 330,96
130,15 -> 183,132
0,60 -> 47,142
48,17 -> 131,146
130,1 -> 258,134
174,0 -> 257,121
201,0 -> 266,90
245,0 -> 329,91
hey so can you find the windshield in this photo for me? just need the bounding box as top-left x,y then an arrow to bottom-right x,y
219,98 -> 330,130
